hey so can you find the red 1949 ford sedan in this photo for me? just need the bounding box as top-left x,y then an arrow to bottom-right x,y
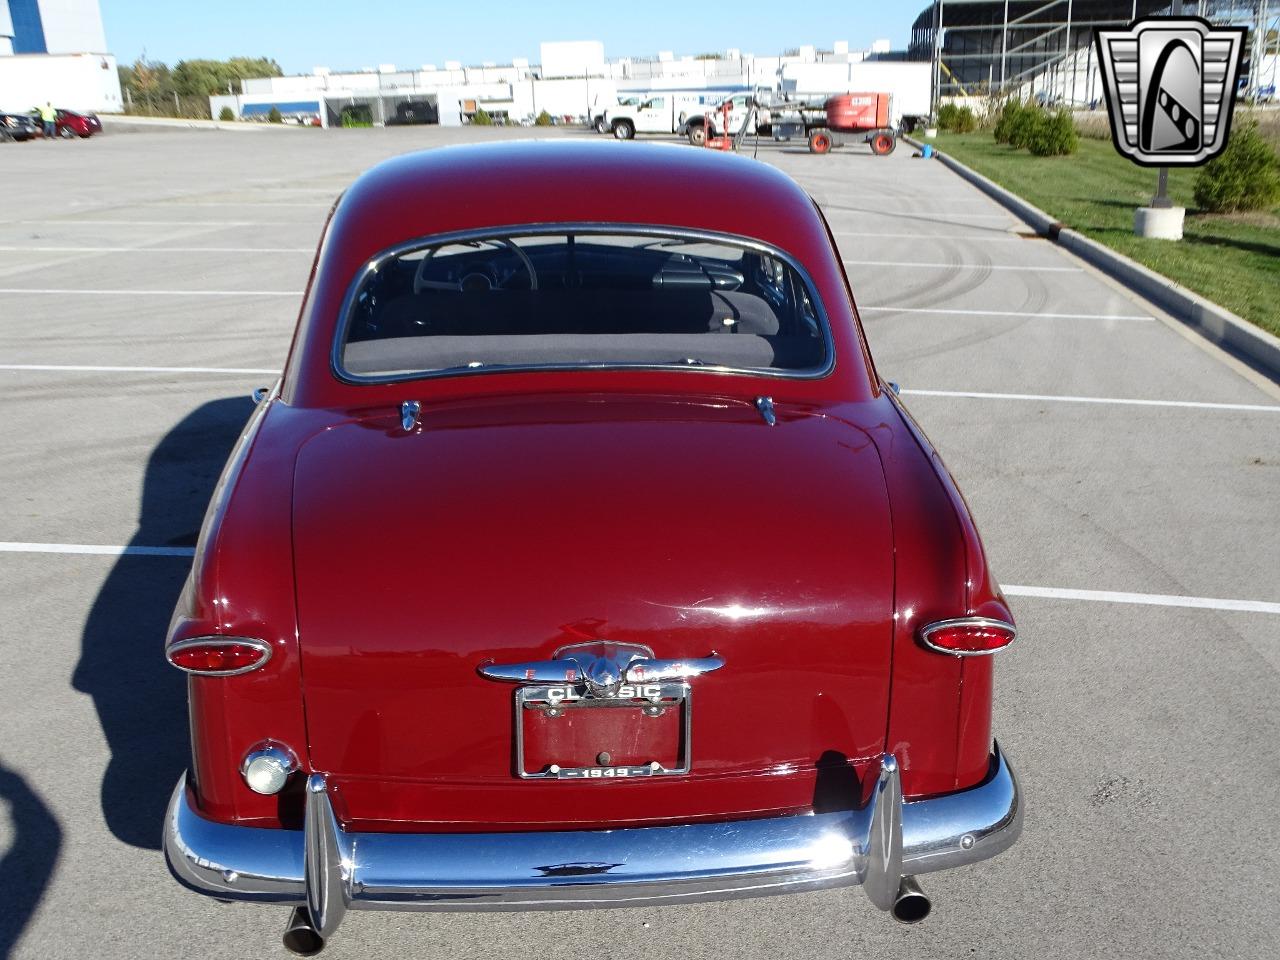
162,140 -> 1022,955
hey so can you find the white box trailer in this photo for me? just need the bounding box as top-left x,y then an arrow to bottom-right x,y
0,52 -> 123,114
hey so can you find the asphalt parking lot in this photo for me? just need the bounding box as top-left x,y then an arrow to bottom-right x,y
1,123 -> 1278,960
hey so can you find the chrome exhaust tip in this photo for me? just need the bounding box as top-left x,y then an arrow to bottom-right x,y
282,906 -> 326,956
891,875 -> 932,924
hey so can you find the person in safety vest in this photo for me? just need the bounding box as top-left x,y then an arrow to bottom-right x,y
39,102 -> 57,139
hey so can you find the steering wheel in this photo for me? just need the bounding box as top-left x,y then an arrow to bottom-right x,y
413,239 -> 538,294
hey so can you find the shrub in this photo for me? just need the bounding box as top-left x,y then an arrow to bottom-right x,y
1007,105 -> 1041,150
535,110 -> 553,126
938,103 -> 977,134
993,102 -> 1034,147
1193,120 -> 1280,212
1026,109 -> 1078,156
994,100 -> 1045,148
267,105 -> 282,124
218,106 -> 235,122
472,108 -> 493,126
992,100 -> 1025,144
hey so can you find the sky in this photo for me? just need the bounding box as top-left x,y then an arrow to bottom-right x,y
99,1 -> 922,75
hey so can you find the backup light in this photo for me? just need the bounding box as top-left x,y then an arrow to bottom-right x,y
241,743 -> 299,795
919,617 -> 1016,657
166,637 -> 272,676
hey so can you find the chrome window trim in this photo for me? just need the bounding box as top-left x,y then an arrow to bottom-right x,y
918,617 -> 1017,658
166,636 -> 274,676
330,222 -> 838,386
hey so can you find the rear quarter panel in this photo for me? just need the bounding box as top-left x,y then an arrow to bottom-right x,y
169,400 -> 342,826
869,392 -> 1011,795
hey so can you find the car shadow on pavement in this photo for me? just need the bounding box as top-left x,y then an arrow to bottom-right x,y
0,759 -> 62,960
72,396 -> 253,850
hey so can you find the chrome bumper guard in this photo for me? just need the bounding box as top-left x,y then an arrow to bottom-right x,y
166,744 -> 1021,939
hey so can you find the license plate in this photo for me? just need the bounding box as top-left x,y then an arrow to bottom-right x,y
516,681 -> 690,779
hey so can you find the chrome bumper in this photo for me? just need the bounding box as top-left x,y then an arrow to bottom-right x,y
166,744 -> 1021,937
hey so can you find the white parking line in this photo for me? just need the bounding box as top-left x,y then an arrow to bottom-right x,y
5,367 -> 1271,414
3,219 -> 294,227
845,259 -> 1079,273
1004,584 -> 1280,615
901,389 -> 1280,413
244,181 -> 344,190
861,306 -> 1153,321
4,539 -> 1276,615
0,364 -> 278,374
833,231 -> 1030,242
0,245 -> 313,254
811,197 -> 998,206
0,542 -> 195,558
827,210 -> 1014,220
0,288 -> 299,297
156,201 -> 331,208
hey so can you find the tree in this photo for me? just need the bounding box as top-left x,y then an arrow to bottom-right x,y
119,56 -> 174,102
172,56 -> 282,96
218,106 -> 236,121
267,106 -> 283,124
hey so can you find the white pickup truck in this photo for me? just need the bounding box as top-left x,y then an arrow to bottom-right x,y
680,93 -> 771,145
604,92 -> 763,143
591,97 -> 640,134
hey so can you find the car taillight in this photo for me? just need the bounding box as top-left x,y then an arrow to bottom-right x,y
166,637 -> 272,675
919,617 -> 1016,656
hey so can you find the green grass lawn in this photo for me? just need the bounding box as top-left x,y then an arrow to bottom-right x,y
933,132 -> 1280,338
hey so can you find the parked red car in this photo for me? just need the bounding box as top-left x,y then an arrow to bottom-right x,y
163,141 -> 1023,955
30,107 -> 101,138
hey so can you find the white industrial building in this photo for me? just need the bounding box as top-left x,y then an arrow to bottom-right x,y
0,0 -> 122,112
209,39 -> 917,128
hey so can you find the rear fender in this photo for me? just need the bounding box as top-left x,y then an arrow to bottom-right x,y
865,392 -> 1012,796
169,401 -> 342,826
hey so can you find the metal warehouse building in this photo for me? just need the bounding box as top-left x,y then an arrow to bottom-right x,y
909,1 -> 1278,106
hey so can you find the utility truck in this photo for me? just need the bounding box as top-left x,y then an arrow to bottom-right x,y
603,90 -> 746,140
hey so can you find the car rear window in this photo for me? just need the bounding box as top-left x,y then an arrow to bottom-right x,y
336,228 -> 832,381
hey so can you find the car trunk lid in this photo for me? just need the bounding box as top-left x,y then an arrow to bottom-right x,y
293,393 -> 894,829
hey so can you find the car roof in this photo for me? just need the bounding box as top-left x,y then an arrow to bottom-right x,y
330,140 -> 823,261
284,140 -> 874,406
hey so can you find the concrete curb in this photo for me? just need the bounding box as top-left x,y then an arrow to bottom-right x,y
906,136 -> 1280,382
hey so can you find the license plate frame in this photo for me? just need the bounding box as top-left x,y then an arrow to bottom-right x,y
515,681 -> 692,780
